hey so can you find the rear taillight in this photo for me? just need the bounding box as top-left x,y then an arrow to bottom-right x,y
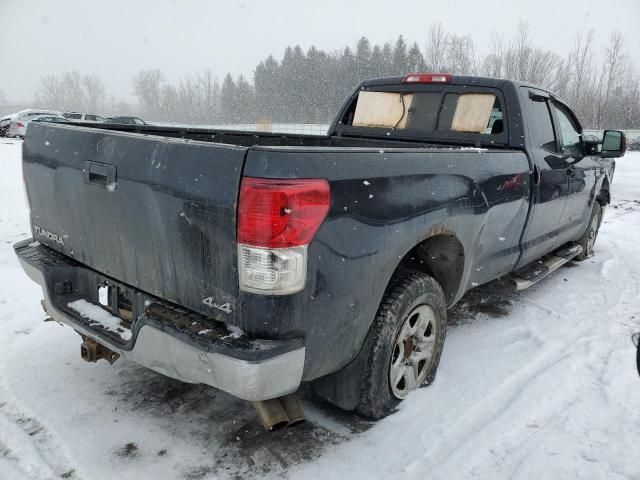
237,177 -> 330,295
16,122 -> 25,128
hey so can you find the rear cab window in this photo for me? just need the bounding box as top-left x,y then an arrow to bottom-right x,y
336,83 -> 507,145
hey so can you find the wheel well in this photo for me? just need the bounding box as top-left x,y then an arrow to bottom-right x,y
598,179 -> 610,205
396,234 -> 465,305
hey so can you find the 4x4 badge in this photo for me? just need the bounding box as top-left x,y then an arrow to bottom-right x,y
202,297 -> 232,314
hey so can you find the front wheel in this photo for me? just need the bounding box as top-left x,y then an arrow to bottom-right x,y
355,270 -> 447,419
575,202 -> 603,261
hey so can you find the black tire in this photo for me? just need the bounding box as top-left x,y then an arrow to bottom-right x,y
575,201 -> 603,261
355,270 -> 447,419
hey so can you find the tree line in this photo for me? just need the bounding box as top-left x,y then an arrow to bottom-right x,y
30,21 -> 640,129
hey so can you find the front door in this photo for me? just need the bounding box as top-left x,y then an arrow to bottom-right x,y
549,100 -> 599,245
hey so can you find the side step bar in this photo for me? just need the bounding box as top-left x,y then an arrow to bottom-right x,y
509,244 -> 583,291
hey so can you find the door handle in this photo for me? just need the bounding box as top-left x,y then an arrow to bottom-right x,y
84,161 -> 117,189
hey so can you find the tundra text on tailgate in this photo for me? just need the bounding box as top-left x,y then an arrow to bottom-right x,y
14,73 -> 626,429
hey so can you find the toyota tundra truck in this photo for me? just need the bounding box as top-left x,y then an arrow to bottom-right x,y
14,73 -> 626,428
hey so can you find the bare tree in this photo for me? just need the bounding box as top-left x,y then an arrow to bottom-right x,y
193,70 -> 219,123
60,71 -> 85,111
447,34 -> 477,75
83,74 -> 106,112
596,31 -> 626,128
132,69 -> 164,119
425,22 -> 448,71
36,74 -> 65,109
562,30 -> 596,124
482,33 -> 506,78
504,21 -> 559,87
160,84 -> 180,121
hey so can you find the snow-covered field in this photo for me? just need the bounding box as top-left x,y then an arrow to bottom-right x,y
1,137 -> 639,480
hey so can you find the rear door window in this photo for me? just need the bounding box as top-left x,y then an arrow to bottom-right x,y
524,95 -> 556,152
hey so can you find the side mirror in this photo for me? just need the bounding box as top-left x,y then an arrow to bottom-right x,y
601,130 -> 626,158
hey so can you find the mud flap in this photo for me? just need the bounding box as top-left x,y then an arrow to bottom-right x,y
311,326 -> 374,411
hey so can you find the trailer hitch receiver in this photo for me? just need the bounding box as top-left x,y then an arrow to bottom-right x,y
80,335 -> 120,365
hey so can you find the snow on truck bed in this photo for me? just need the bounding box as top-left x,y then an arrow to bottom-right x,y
1,136 -> 639,479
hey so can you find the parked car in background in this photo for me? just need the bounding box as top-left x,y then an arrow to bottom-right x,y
106,116 -> 146,125
63,112 -> 107,123
0,115 -> 12,136
15,109 -> 63,120
7,114 -> 68,138
1,109 -> 63,137
628,138 -> 640,151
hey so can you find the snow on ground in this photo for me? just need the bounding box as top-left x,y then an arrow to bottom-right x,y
0,137 -> 639,479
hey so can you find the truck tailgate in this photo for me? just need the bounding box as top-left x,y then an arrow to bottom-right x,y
23,122 -> 246,319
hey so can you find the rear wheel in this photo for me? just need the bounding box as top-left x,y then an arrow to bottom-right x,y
355,270 -> 447,419
575,201 -> 603,261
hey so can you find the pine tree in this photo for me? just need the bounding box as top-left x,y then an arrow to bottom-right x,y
219,73 -> 237,123
408,42 -> 425,72
392,36 -> 409,75
382,42 -> 394,76
355,36 -> 372,82
236,75 -> 255,123
370,45 -> 385,79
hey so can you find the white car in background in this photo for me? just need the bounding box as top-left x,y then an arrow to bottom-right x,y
6,114 -> 68,138
63,112 -> 107,122
1,109 -> 64,136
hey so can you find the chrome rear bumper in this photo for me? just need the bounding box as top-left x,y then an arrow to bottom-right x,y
15,239 -> 305,402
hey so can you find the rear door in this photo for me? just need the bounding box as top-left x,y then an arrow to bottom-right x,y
517,88 -> 570,267
24,122 -> 247,320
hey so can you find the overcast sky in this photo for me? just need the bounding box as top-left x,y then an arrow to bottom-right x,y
1,0 -> 639,103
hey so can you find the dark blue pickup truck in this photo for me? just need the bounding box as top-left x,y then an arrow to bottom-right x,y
14,74 -> 626,428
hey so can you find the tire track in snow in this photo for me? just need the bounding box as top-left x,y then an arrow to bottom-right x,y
403,327 -> 587,476
412,326 -> 624,479
0,379 -> 80,480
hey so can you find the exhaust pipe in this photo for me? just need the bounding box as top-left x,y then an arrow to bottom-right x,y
253,393 -> 306,431
279,393 -> 306,427
253,398 -> 290,431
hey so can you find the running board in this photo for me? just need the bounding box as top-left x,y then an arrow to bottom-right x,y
509,245 -> 583,291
